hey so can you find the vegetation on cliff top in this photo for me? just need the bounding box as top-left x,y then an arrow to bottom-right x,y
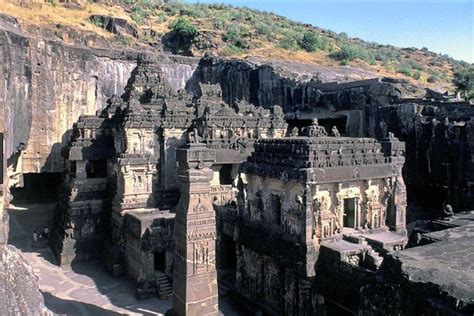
1,0 -> 472,92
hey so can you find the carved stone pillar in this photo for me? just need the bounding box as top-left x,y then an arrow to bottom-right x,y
172,143 -> 218,316
381,135 -> 407,234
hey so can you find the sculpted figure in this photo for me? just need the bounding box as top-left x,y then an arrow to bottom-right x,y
187,128 -> 201,144
290,127 -> 299,137
331,126 -> 341,137
382,179 -> 392,206
379,121 -> 388,138
311,197 -> 321,238
305,118 -> 327,137
443,203 -> 454,217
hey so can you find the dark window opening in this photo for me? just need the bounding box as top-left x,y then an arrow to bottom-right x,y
86,160 -> 107,178
10,173 -> 62,202
154,251 -> 166,272
271,194 -> 282,225
257,193 -> 264,213
70,161 -> 77,177
318,117 -> 347,136
218,235 -> 237,270
219,165 -> 234,185
343,198 -> 357,228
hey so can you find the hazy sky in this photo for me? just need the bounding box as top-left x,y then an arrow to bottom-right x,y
185,0 -> 473,63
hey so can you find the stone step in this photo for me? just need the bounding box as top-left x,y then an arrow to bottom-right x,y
155,272 -> 173,298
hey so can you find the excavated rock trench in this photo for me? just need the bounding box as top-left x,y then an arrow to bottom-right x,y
1,21 -> 473,315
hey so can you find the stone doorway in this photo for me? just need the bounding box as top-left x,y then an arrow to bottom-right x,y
154,251 -> 166,272
219,235 -> 237,271
343,198 -> 357,228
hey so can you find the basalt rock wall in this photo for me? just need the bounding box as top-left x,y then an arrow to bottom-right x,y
0,30 -> 137,174
367,102 -> 474,213
189,57 -> 420,113
0,25 -> 199,178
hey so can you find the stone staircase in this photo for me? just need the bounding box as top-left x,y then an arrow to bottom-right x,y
341,234 -> 385,270
365,247 -> 384,270
155,271 -> 173,298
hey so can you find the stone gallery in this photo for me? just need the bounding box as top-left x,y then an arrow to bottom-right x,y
1,44 -> 473,316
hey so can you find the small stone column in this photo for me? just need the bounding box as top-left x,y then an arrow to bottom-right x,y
381,135 -> 407,234
172,143 -> 218,316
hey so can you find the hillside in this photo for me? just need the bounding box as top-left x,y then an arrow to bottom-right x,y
1,0 -> 472,91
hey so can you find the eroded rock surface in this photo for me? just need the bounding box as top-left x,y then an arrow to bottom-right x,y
360,215 -> 474,315
0,244 -> 52,316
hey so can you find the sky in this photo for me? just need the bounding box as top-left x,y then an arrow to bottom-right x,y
185,0 -> 473,63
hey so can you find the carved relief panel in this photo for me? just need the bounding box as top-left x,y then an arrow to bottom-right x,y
364,181 -> 381,229
311,190 -> 335,240
193,241 -> 210,275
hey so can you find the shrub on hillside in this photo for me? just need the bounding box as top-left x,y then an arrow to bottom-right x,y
375,46 -> 400,62
427,75 -> 438,83
255,22 -> 273,38
223,24 -> 251,49
278,35 -> 299,51
180,4 -> 207,18
164,1 -> 186,16
453,68 -> 474,100
299,31 -> 319,52
139,0 -> 157,10
157,12 -> 168,23
408,60 -> 425,71
222,44 -> 246,55
131,5 -> 149,25
412,71 -> 421,80
331,43 -> 373,62
397,65 -> 412,76
169,17 -> 198,39
211,16 -> 226,29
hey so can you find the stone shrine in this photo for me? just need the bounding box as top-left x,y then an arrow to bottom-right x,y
38,53 -> 473,315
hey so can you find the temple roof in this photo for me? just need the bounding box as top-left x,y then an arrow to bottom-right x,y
242,136 -> 404,183
248,136 -> 385,169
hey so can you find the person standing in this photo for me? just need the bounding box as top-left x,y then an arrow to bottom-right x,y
43,226 -> 49,239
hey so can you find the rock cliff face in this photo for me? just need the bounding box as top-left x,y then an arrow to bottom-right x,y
0,26 -> 199,179
0,244 -> 52,316
0,29 -> 137,174
189,56 -> 418,111
0,146 -> 51,316
369,101 -> 474,213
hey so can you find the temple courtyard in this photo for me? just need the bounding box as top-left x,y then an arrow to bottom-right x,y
7,202 -> 239,316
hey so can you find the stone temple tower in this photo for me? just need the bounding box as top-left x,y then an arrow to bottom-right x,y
172,142 -> 218,316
